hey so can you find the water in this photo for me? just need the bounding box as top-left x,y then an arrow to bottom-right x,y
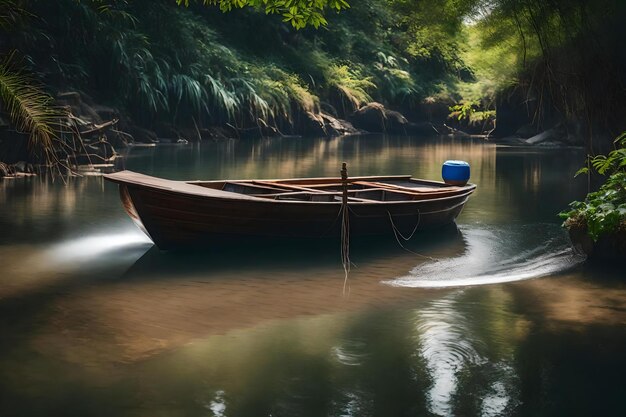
1,135 -> 625,416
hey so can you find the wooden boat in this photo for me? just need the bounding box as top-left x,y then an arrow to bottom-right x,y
104,169 -> 476,250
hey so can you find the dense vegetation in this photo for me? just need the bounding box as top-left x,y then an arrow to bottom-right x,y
1,0 -> 476,130
1,0 -> 625,160
470,0 -> 626,146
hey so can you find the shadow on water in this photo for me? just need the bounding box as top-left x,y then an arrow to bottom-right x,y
121,224 -> 466,282
0,224 -> 466,373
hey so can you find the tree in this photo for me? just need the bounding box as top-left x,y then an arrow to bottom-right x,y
176,0 -> 350,29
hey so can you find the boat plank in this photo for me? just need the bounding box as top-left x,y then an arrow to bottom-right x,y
354,181 -> 459,193
252,181 -> 335,194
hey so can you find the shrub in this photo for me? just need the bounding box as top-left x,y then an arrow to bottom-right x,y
560,133 -> 626,241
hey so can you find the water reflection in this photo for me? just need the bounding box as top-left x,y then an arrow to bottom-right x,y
48,232 -> 152,265
415,294 -> 486,415
2,136 -> 625,417
411,290 -> 523,416
206,390 -> 227,417
121,136 -> 498,183
25,229 -> 461,363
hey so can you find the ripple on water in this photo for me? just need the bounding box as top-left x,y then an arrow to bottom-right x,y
413,296 -> 485,416
385,223 -> 585,288
332,339 -> 370,366
331,390 -> 371,417
412,294 -> 520,416
204,390 -> 227,417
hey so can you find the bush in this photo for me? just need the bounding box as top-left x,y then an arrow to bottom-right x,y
560,133 -> 626,241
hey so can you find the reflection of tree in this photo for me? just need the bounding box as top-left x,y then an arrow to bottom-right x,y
0,176 -> 120,243
493,148 -> 587,223
123,135 -> 496,183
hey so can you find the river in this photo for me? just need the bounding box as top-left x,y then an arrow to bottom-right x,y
1,135 -> 624,416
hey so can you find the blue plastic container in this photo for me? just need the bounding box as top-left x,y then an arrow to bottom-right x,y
442,160 -> 470,185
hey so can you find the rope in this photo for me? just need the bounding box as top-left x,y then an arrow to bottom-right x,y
321,203 -> 345,237
387,210 -> 421,241
336,163 -> 448,290
341,204 -> 351,296
340,162 -> 351,296
387,210 -> 437,261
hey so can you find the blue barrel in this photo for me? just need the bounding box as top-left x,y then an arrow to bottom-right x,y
442,160 -> 470,186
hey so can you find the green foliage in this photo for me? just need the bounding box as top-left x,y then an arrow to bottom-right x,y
458,24 -> 520,102
575,134 -> 626,177
372,51 -> 420,103
3,0 -> 505,135
449,100 -> 476,121
24,1 -> 325,127
448,98 -> 493,122
561,132 -> 626,240
21,0 -> 621,140
0,0 -> 26,30
324,63 -> 375,109
176,0 -> 350,29
3,0 -> 624,144
248,64 -> 319,120
466,0 -> 626,132
392,0 -> 475,68
560,172 -> 626,241
0,53 -> 65,163
589,133 -> 626,175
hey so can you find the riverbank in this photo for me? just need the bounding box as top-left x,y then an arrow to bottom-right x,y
4,86 -> 589,179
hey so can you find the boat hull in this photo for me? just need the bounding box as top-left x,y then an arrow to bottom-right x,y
118,181 -> 473,250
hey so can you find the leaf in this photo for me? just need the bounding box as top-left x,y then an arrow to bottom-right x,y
574,166 -> 589,177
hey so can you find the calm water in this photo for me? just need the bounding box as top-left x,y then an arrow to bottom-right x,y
1,136 -> 625,417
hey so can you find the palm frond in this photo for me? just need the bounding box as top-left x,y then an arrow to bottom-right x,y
0,54 -> 65,163
0,0 -> 24,30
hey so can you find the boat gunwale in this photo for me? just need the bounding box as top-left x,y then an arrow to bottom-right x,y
104,171 -> 476,206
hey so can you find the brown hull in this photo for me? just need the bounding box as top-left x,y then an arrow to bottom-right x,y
106,171 -> 475,250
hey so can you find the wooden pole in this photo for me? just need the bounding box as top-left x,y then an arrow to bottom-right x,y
341,162 -> 348,206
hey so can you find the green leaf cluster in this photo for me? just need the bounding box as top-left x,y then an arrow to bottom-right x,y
560,172 -> 626,241
560,133 -> 626,241
578,133 -> 626,177
176,0 -> 349,29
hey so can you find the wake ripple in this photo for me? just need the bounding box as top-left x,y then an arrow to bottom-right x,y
385,224 -> 585,288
